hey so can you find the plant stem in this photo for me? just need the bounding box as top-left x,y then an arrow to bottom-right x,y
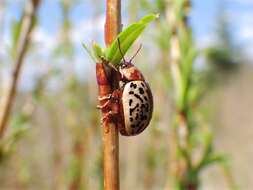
105,0 -> 121,46
167,0 -> 197,189
96,0 -> 121,190
0,0 -> 40,139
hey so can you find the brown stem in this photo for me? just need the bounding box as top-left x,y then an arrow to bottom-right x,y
0,0 -> 41,139
105,0 -> 121,46
96,62 -> 120,190
96,1 -> 121,190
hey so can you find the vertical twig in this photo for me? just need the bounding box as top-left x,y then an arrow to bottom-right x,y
96,0 -> 121,190
0,0 -> 41,138
166,0 -> 183,186
166,0 -> 197,189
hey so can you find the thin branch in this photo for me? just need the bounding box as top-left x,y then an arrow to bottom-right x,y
166,0 -> 197,189
0,0 -> 40,138
104,0 -> 121,46
96,0 -> 121,190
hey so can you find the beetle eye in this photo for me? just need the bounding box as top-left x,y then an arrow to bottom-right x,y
121,62 -> 128,69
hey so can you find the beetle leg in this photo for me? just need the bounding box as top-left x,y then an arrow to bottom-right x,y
96,100 -> 111,109
101,110 -> 118,124
97,94 -> 113,110
100,110 -> 120,133
97,96 -> 117,111
97,90 -> 121,110
98,94 -> 112,101
97,89 -> 122,130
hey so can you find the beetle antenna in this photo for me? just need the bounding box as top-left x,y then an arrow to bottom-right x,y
117,38 -> 127,63
129,44 -> 142,63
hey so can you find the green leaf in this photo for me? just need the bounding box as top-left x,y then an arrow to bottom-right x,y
140,13 -> 159,24
203,154 -> 228,168
105,13 -> 159,66
82,42 -> 105,63
92,42 -> 105,60
82,43 -> 96,62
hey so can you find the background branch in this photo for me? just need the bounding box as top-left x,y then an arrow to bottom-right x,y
0,0 -> 41,138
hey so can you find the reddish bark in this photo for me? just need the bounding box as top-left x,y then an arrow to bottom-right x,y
96,1 -> 121,189
96,62 -> 120,190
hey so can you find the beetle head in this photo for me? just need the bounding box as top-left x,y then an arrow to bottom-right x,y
117,39 -> 144,81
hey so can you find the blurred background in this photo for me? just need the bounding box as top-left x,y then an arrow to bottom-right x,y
0,0 -> 253,189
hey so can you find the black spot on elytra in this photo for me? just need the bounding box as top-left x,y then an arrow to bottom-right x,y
130,118 -> 133,122
129,91 -> 134,95
144,96 -> 148,101
130,103 -> 139,115
139,87 -> 144,94
136,121 -> 142,127
140,115 -> 148,121
145,103 -> 149,112
136,125 -> 145,133
141,104 -> 145,109
135,114 -> 139,120
141,82 -> 145,87
134,94 -> 144,103
130,82 -> 137,89
129,99 -> 133,106
131,124 -> 136,128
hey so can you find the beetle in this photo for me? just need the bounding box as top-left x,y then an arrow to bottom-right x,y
98,39 -> 153,136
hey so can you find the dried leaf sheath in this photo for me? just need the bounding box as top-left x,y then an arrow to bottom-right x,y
96,62 -> 111,98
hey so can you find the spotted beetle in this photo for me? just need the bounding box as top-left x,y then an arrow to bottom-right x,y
98,39 -> 153,136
